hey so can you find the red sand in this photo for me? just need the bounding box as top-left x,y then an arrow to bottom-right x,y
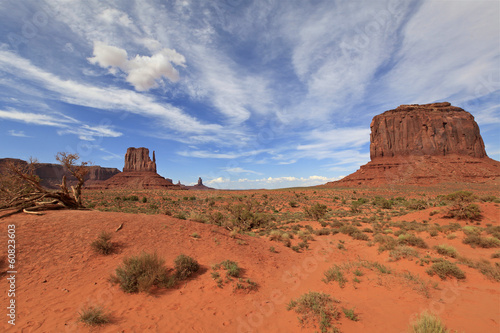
1,205 -> 499,332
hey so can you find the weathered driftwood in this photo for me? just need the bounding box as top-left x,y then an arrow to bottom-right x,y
115,223 -> 124,232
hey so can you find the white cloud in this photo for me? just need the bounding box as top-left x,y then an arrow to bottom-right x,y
0,50 -> 227,139
380,1 -> 500,104
297,127 -> 370,151
57,124 -> 122,141
8,130 -> 31,138
223,167 -> 263,175
469,103 -> 500,125
88,42 -> 186,91
98,147 -> 122,161
206,175 -> 342,190
88,42 -> 128,69
0,109 -> 122,141
0,109 -> 77,127
177,149 -> 270,159
98,8 -> 134,28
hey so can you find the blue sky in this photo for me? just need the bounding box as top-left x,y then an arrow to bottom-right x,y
0,0 -> 499,189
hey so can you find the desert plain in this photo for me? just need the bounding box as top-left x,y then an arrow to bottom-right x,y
1,183 -> 499,332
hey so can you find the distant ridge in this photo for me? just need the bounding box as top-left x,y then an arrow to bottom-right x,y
0,158 -> 119,189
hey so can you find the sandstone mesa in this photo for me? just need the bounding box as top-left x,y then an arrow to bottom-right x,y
327,102 -> 500,187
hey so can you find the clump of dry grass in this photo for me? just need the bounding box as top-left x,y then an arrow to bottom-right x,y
409,311 -> 450,333
111,252 -> 172,293
287,291 -> 341,333
91,231 -> 115,255
78,305 -> 110,326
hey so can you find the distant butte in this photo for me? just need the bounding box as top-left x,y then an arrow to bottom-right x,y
184,177 -> 215,190
326,102 -> 500,187
89,147 -> 181,190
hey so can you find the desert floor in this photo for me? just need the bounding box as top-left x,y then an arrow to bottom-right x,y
1,184 -> 499,332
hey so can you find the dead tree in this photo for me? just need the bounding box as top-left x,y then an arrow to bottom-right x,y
56,152 -> 90,207
0,153 -> 90,218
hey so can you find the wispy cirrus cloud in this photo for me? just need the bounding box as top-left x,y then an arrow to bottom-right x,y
57,124 -> 122,141
0,109 -> 78,127
222,167 -> 263,175
0,109 -> 121,141
0,49 -> 226,137
8,130 -> 31,138
177,148 -> 270,159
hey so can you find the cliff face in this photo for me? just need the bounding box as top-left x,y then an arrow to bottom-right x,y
0,159 -> 120,189
123,147 -> 157,173
370,102 -> 487,159
326,102 -> 500,187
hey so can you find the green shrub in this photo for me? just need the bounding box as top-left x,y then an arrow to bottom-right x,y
407,199 -> 428,210
221,260 -> 240,277
429,229 -> 439,237
372,196 -> 393,209
298,230 -> 314,241
174,254 -> 199,280
462,225 -> 481,235
429,210 -> 439,216
269,230 -> 282,241
304,203 -> 328,220
434,244 -> 458,258
174,212 -> 187,220
340,225 -> 369,241
123,195 -> 139,201
445,191 -> 475,203
91,231 -> 114,255
445,203 -> 482,221
269,230 -> 292,247
78,306 -> 110,326
476,260 -> 500,281
112,252 -> 170,293
323,265 -> 347,288
315,228 -> 331,236
426,260 -> 465,280
372,262 -> 391,274
234,278 -> 258,292
340,225 -> 358,236
342,307 -> 358,321
463,234 -> 500,248
352,231 -> 369,241
486,225 -> 500,239
479,195 -> 498,202
409,311 -> 450,333
389,245 -> 419,261
287,291 -> 340,333
208,211 -> 225,226
350,199 -> 365,213
397,234 -> 428,249
227,202 -> 273,230
374,234 -> 397,252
